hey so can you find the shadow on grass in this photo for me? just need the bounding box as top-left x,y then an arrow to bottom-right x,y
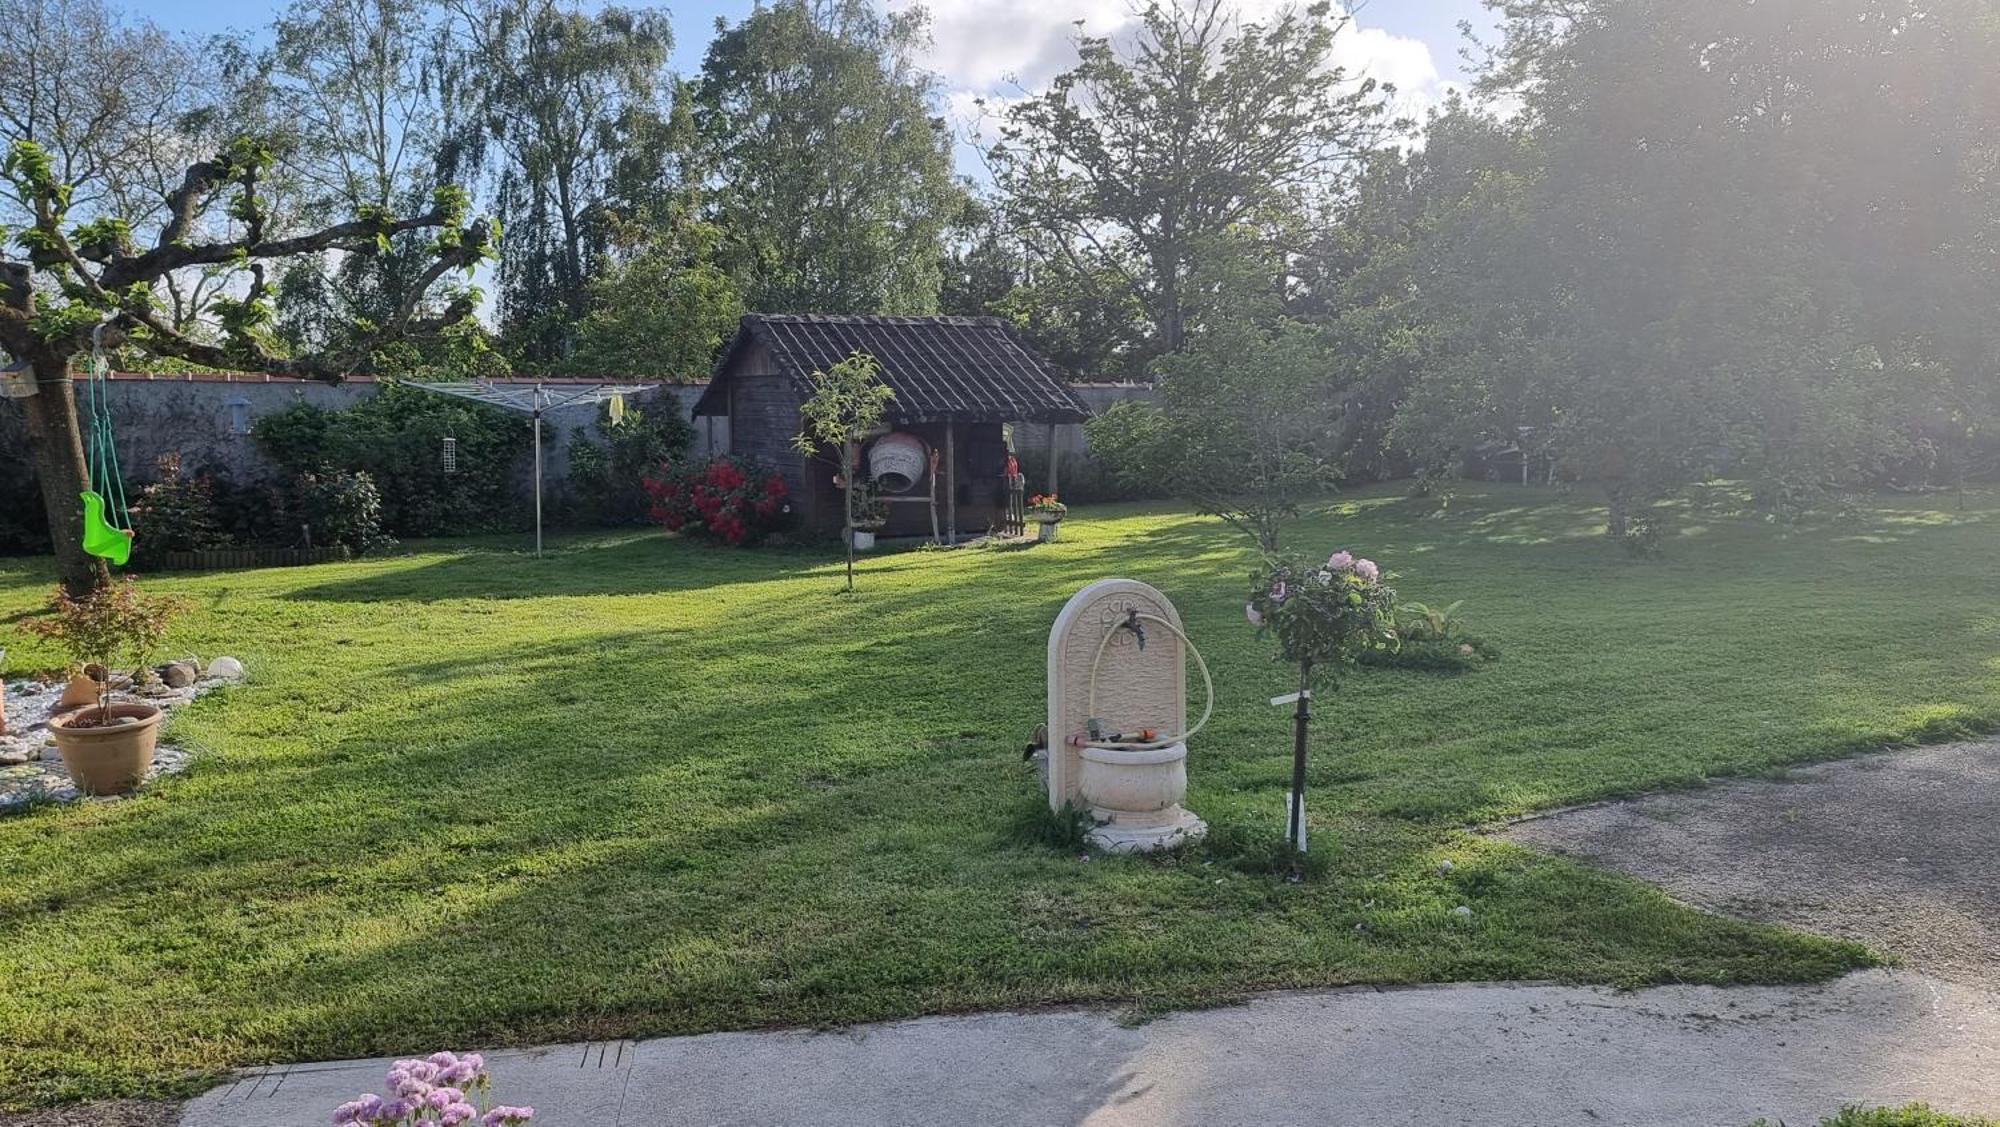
268,510 -> 1254,608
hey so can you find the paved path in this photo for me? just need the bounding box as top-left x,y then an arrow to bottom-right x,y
182,969 -> 2000,1127
1502,739 -> 2000,988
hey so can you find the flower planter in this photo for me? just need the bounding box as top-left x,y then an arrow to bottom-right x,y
849,524 -> 882,551
48,702 -> 162,795
1033,513 -> 1064,542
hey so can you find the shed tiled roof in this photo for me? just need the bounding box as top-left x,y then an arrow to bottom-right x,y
697,314 -> 1091,424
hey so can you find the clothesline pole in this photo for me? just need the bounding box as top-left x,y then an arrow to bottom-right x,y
532,384 -> 544,558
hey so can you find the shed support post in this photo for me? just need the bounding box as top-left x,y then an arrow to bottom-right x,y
945,421 -> 958,545
1046,423 -> 1061,496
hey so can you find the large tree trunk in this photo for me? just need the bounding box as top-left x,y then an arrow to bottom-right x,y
21,360 -> 110,596
1605,484 -> 1631,540
2,262 -> 107,596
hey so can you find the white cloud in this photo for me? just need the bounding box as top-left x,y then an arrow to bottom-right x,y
900,0 -> 1456,132
1333,23 -> 1446,117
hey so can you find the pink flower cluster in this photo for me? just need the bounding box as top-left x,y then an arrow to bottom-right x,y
1246,549 -> 1382,627
332,1052 -> 532,1127
1326,550 -> 1380,584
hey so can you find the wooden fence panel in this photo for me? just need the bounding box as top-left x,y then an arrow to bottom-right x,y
157,546 -> 353,571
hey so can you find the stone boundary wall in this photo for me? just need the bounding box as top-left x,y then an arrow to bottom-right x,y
5,375 -> 1151,498
2,375 -> 722,488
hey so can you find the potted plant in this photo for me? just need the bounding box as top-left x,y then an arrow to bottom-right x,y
1027,493 -> 1068,541
24,579 -> 188,795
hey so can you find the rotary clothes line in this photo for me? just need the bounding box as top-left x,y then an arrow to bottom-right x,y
406,381 -> 651,556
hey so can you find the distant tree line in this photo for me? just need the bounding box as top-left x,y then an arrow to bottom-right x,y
2,0 -> 1995,548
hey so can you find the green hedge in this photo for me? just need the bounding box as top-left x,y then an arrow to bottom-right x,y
254,383 -> 530,538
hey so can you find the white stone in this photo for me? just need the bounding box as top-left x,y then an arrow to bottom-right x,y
1046,578 -> 1205,852
1453,905 -> 1473,917
206,656 -> 246,681
1438,859 -> 1455,874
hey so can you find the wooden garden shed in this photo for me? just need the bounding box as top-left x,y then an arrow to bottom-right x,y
692,314 -> 1091,541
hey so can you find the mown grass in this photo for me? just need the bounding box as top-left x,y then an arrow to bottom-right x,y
2,484 -> 1996,1106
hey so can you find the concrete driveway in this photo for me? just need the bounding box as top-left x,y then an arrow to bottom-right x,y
180,969 -> 2000,1127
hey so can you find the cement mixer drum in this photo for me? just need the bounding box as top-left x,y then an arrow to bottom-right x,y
868,432 -> 928,493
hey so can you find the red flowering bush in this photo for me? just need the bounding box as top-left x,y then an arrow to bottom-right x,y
643,456 -> 793,546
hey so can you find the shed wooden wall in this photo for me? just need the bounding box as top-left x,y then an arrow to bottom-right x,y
719,339 -> 813,516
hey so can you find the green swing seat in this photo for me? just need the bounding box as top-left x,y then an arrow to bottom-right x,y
78,331 -> 136,567
80,489 -> 133,565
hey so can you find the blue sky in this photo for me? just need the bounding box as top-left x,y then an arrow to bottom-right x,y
135,0 -> 1498,108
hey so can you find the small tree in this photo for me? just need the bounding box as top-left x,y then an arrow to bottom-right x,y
792,352 -> 894,592
24,577 -> 188,722
1246,550 -> 1396,859
1088,235 -> 1343,552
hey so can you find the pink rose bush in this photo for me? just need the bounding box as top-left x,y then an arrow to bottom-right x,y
332,1052 -> 532,1127
1246,549 -> 1398,672
1248,549 -> 1399,857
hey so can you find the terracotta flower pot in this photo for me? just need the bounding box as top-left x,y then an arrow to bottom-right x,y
57,672 -> 106,711
48,702 -> 162,795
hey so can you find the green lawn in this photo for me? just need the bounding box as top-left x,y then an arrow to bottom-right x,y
3,484 -> 1997,1107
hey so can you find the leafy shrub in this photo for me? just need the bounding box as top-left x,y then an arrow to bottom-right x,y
208,472 -> 305,549
643,456 -> 793,546
130,454 -> 227,565
1078,401 -> 1178,500
292,470 -> 397,555
254,383 -> 528,538
565,399 -> 695,527
1360,600 -> 1501,672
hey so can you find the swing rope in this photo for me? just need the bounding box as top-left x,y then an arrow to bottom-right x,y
85,336 -> 132,532
77,322 -> 135,566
